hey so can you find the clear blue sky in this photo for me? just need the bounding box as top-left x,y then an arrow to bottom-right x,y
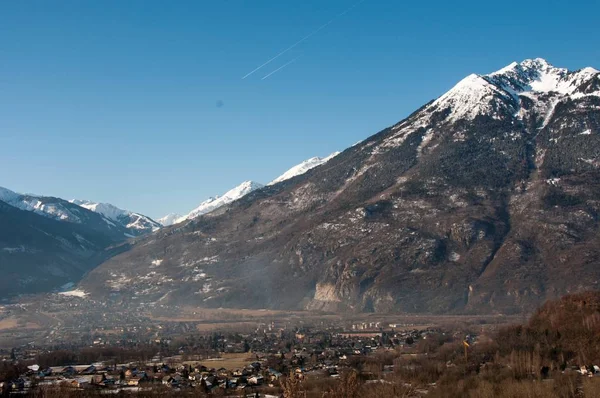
1,0 -> 599,219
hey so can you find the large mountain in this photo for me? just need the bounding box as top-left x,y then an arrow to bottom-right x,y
81,58 -> 600,314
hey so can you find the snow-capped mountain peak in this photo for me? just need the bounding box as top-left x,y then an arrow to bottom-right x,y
431,73 -> 516,122
486,58 -> 600,97
268,152 -> 340,185
70,199 -> 161,234
429,58 -> 600,123
487,58 -> 569,94
0,186 -> 85,223
71,200 -> 127,221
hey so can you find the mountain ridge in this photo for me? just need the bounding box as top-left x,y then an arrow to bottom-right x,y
158,153 -> 340,226
268,152 -> 341,185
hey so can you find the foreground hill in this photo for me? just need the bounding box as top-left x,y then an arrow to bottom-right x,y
82,58 -> 600,314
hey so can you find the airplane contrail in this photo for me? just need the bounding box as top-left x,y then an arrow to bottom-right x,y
261,57 -> 301,80
242,0 -> 367,79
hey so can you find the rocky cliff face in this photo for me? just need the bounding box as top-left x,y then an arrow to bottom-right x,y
81,59 -> 600,314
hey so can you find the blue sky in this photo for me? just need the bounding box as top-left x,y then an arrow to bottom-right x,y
1,0 -> 599,219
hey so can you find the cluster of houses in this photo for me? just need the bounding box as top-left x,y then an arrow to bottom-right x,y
1,360 -> 291,395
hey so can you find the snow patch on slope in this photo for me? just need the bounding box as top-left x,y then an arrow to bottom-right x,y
59,289 -> 88,298
0,187 -> 83,222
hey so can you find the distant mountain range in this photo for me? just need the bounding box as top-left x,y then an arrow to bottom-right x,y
0,186 -> 160,238
0,152 -> 339,298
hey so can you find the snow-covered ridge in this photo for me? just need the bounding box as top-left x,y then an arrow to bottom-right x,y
177,181 -> 264,223
268,152 -> 340,185
70,199 -> 161,232
486,58 -> 598,96
0,186 -> 84,223
70,200 -> 127,221
0,186 -> 160,237
160,153 -> 341,225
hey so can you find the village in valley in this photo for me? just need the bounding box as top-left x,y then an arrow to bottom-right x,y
3,293 -> 600,397
1,310 -> 440,396
0,292 -> 482,396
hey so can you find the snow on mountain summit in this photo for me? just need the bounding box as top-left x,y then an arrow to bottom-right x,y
71,200 -> 128,221
158,213 -> 183,227
1,185 -> 159,240
429,58 -> 599,123
0,186 -> 85,222
487,58 -> 569,94
70,199 -> 161,234
487,58 -> 600,97
268,152 -> 341,186
431,73 -> 517,123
